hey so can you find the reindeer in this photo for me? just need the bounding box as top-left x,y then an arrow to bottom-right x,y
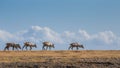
22,42 -> 37,50
68,42 -> 84,50
42,42 -> 54,50
4,43 -> 21,51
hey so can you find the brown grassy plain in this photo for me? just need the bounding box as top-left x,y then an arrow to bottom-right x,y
0,50 -> 119,62
0,50 -> 119,68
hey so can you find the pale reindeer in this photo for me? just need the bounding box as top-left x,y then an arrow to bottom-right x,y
42,42 -> 55,50
22,42 -> 37,50
68,42 -> 84,50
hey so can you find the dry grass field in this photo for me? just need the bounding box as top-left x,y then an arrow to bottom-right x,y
0,50 -> 119,62
0,50 -> 119,68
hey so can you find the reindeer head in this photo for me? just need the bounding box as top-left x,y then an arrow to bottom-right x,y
79,44 -> 84,49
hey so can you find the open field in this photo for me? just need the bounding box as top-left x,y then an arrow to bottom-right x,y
0,50 -> 120,68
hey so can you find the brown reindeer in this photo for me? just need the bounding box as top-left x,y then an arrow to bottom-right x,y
68,42 -> 84,50
42,42 -> 54,50
22,42 -> 37,50
4,43 -> 21,51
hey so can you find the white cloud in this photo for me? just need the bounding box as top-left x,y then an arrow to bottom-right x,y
41,27 -> 63,43
0,26 -> 120,50
0,30 -> 24,43
32,26 -> 42,31
78,29 -> 91,40
62,29 -> 120,46
63,31 -> 75,37
62,31 -> 77,43
96,31 -> 117,44
17,26 -> 64,44
0,30 -> 14,41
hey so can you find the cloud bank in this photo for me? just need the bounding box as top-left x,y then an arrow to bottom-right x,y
0,26 -> 120,50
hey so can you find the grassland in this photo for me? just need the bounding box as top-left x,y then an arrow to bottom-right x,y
0,50 -> 119,68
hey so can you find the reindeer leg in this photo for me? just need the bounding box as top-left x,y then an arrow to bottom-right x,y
22,45 -> 25,51
46,46 -> 48,50
12,47 -> 14,51
25,46 -> 28,51
30,47 -> 32,50
76,47 -> 79,50
72,47 -> 73,50
43,46 -> 46,50
42,46 -> 45,50
68,46 -> 71,50
49,47 -> 51,50
7,47 -> 9,51
4,47 -> 6,51
16,47 -> 18,51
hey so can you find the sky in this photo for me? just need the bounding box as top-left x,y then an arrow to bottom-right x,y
0,0 -> 120,50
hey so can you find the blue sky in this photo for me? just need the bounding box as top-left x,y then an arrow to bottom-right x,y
0,0 -> 120,50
